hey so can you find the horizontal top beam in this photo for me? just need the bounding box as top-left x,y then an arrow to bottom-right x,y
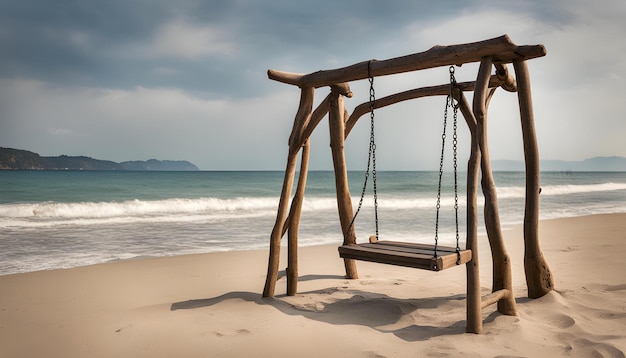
268,34 -> 546,88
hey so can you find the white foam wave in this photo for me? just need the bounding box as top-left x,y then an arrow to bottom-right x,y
1,181 -> 624,229
0,196 -> 452,220
0,197 -> 280,220
496,182 -> 626,199
0,197 -> 283,229
541,182 -> 626,195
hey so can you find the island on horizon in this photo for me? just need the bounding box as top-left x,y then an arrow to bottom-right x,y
0,147 -> 199,171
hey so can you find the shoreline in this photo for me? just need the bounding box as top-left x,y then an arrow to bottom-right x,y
3,170 -> 625,277
1,213 -> 625,357
3,210 -> 624,277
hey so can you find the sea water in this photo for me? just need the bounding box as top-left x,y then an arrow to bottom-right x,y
1,170 -> 625,275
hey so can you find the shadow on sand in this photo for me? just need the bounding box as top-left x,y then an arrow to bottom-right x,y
171,286 -> 472,342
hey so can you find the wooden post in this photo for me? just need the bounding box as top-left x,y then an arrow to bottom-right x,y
296,94 -> 331,149
289,87 -> 315,149
473,57 -> 517,316
263,87 -> 314,298
262,150 -> 298,297
513,60 -> 554,298
328,90 -> 358,279
286,140 -> 311,296
459,92 -> 482,334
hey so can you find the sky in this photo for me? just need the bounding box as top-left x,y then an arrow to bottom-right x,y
0,0 -> 625,170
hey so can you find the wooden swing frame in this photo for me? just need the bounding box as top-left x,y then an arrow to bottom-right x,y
261,35 -> 554,334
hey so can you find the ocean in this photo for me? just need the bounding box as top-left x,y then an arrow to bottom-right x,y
1,170 -> 625,275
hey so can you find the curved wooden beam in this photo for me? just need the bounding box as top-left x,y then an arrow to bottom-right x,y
344,76 -> 505,137
268,35 -> 545,88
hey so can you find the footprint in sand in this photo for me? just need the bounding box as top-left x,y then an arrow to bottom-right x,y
212,329 -> 251,337
574,337 -> 625,358
551,313 -> 576,329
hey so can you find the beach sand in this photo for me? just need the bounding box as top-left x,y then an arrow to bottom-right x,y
1,214 -> 625,357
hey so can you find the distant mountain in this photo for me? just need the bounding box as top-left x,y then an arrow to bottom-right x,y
120,159 -> 199,171
492,156 -> 626,172
0,147 -> 199,171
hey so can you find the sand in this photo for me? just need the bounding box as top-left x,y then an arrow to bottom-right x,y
1,213 -> 625,357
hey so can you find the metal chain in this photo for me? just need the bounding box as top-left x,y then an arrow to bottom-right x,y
346,60 -> 379,240
371,66 -> 379,240
451,68 -> 461,264
433,90 -> 449,261
434,65 -> 461,265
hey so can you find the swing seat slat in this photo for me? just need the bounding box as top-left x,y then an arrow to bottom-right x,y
338,240 -> 471,271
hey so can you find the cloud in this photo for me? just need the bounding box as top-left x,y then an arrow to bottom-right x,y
1,0 -> 625,169
0,78 -> 296,169
143,17 -> 236,60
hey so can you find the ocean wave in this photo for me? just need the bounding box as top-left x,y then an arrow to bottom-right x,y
1,180 -> 625,228
0,197 -> 281,219
0,197 -> 282,229
496,182 -> 626,199
0,195 -> 456,229
3,180 -> 625,220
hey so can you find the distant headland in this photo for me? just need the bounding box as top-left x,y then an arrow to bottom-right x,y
0,147 -> 199,171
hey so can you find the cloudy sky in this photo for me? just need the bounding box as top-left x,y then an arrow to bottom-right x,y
1,0 -> 624,170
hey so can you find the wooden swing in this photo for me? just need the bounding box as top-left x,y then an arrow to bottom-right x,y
261,35 -> 555,334
338,63 -> 472,271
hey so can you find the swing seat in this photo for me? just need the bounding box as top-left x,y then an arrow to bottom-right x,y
339,238 -> 472,271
